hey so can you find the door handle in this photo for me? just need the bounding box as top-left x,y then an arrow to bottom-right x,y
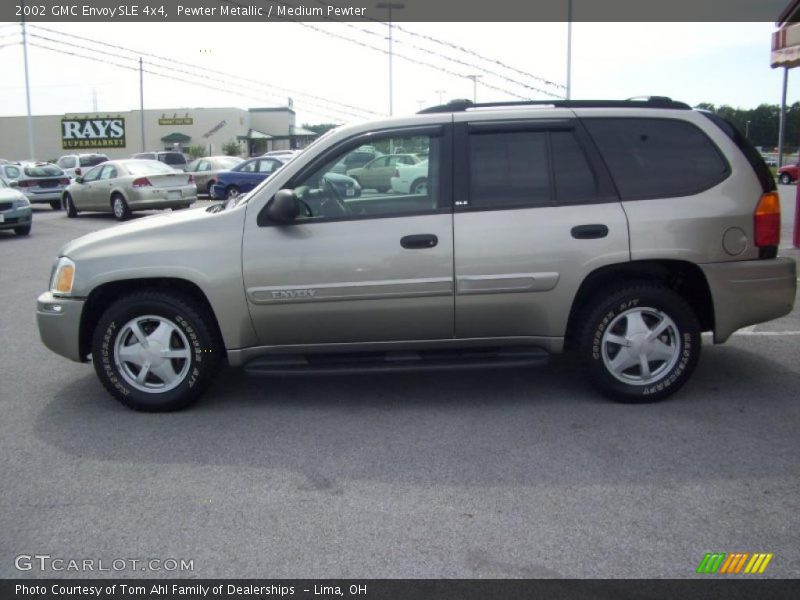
401,234 -> 438,249
571,224 -> 609,239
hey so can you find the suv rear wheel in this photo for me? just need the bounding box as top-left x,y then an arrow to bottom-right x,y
578,282 -> 701,402
91,291 -> 222,411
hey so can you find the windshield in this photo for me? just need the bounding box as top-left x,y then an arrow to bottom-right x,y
123,160 -> 177,175
24,165 -> 63,178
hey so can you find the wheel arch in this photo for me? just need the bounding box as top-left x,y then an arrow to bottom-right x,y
564,259 -> 715,350
79,277 -> 225,361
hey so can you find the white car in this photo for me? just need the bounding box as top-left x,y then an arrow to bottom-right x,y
56,154 -> 109,180
390,159 -> 429,194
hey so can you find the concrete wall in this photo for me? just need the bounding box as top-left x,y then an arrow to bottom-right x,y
0,106 -> 295,162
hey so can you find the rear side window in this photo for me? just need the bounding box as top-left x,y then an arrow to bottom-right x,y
160,153 -> 186,166
584,118 -> 729,200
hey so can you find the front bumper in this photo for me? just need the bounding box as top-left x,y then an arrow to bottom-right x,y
0,206 -> 32,230
701,257 -> 797,343
36,291 -> 86,362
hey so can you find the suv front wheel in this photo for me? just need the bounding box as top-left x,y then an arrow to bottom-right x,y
91,291 -> 222,411
578,282 -> 701,403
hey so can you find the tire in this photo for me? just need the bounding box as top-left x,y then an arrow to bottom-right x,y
111,194 -> 130,221
376,186 -> 389,193
206,181 -> 215,196
14,225 -> 31,236
410,178 -> 428,195
578,282 -> 701,403
49,200 -> 62,210
779,173 -> 792,185
64,193 -> 78,218
91,290 -> 223,412
225,185 -> 240,200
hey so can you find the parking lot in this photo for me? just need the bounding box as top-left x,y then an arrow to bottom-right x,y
0,192 -> 798,579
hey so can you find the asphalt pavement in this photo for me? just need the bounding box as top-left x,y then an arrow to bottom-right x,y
0,194 -> 798,579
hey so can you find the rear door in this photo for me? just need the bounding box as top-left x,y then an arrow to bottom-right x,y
452,112 -> 630,342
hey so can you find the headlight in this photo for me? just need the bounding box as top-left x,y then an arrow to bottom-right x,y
50,257 -> 76,295
14,197 -> 30,208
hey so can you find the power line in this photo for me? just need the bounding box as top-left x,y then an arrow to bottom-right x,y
304,0 -> 566,98
310,0 -> 565,92
26,31 -> 369,122
28,25 -> 382,119
26,42 -> 358,124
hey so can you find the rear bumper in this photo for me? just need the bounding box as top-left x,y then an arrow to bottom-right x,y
700,257 -> 797,343
36,292 -> 86,362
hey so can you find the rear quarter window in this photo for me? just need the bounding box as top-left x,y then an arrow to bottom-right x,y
583,118 -> 730,200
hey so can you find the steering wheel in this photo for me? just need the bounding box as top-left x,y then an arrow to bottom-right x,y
296,197 -> 314,218
321,177 -> 350,217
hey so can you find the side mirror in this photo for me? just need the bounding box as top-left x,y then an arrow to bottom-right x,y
75,176 -> 84,184
75,168 -> 82,176
266,189 -> 300,223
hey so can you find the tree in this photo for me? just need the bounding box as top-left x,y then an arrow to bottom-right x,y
186,145 -> 206,159
301,123 -> 339,136
222,140 -> 241,157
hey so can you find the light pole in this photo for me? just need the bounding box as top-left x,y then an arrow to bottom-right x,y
21,1 -> 35,161
139,57 -> 145,152
566,0 -> 573,99
745,120 -> 751,139
435,89 -> 445,105
376,2 -> 404,116
467,75 -> 481,103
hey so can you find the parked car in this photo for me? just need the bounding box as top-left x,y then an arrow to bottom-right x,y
11,163 -> 70,209
210,156 -> 361,201
261,150 -> 301,161
61,159 -> 197,221
777,162 -> 798,184
0,162 -> 23,184
131,151 -> 189,172
185,156 -> 244,196
0,177 -> 33,236
56,153 -> 109,179
390,159 -> 430,195
36,97 -> 796,411
346,153 -> 420,192
329,146 -> 383,175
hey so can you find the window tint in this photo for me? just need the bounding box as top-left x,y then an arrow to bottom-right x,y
160,153 -> 186,166
469,131 -> 550,208
583,118 -> 729,200
551,131 -> 597,203
287,133 -> 440,221
82,165 -> 103,181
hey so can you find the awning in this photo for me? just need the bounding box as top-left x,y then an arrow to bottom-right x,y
160,132 -> 191,143
237,128 -> 273,141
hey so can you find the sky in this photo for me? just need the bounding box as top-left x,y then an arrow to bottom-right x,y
0,21 -> 795,125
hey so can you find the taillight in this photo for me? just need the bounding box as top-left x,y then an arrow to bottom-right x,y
132,177 -> 152,188
17,180 -> 32,187
754,191 -> 780,247
188,175 -> 194,184
59,178 -> 69,185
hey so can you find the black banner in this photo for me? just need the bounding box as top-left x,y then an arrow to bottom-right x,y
1,0 -> 792,23
3,579 -> 800,600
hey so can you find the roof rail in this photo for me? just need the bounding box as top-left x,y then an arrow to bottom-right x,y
417,96 -> 691,114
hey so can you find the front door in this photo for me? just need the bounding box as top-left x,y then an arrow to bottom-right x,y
242,125 -> 455,346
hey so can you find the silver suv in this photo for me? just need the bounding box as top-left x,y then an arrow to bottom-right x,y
36,98 -> 797,411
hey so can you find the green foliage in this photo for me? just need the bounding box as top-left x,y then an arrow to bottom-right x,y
186,145 -> 206,159
222,140 -> 241,157
694,102 -> 800,152
301,123 -> 339,135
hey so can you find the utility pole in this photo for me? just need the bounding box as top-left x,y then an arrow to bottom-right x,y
376,2 -> 404,116
467,75 -> 481,103
778,67 -> 788,167
92,88 -> 98,112
745,120 -> 751,140
21,2 -> 36,161
139,57 -> 146,151
435,89 -> 445,105
566,0 -> 573,100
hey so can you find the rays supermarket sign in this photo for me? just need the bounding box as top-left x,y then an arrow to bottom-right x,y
61,117 -> 126,149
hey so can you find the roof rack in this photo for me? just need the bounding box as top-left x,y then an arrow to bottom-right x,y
417,96 -> 691,114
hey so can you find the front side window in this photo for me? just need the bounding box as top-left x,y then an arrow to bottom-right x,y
258,159 -> 280,174
82,165 -> 103,182
287,132 -> 441,221
99,165 -> 118,180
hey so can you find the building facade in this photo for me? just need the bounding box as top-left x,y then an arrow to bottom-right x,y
0,105 -> 317,162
